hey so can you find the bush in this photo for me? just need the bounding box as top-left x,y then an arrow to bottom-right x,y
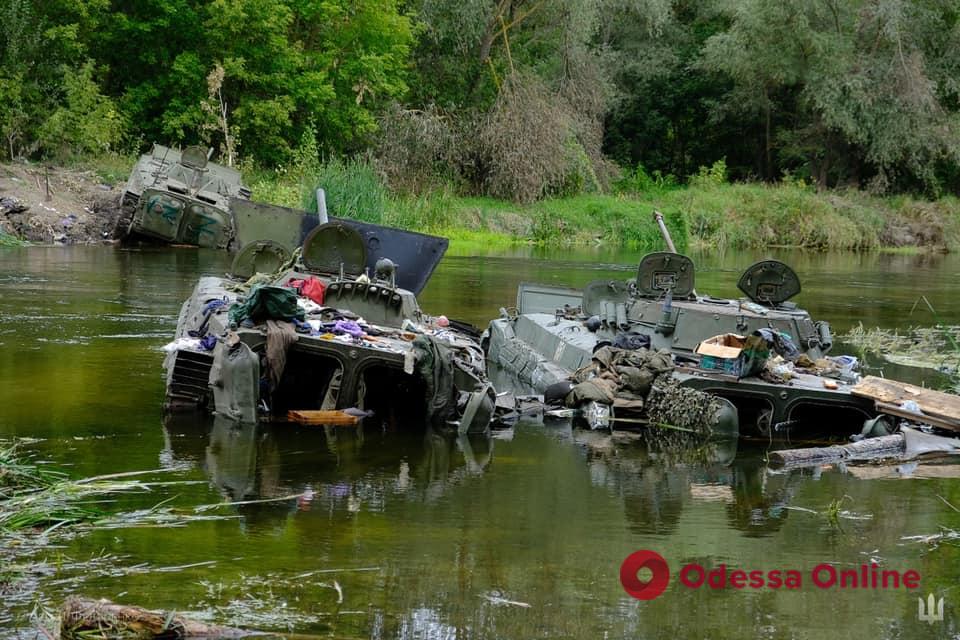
689,158 -> 728,189
473,72 -> 609,203
374,104 -> 457,194
614,163 -> 679,195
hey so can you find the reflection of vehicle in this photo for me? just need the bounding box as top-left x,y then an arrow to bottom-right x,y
114,144 -> 251,248
162,414 -> 493,513
164,202 -> 495,433
577,431 -> 799,537
485,246 -> 876,436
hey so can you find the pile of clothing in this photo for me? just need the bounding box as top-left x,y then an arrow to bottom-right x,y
564,345 -> 674,411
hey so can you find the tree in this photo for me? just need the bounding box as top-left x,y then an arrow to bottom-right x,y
700,0 -> 960,191
38,61 -> 126,159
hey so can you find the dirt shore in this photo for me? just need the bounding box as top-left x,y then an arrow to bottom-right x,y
0,163 -> 122,244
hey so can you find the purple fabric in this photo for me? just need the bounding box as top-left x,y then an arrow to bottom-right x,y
333,320 -> 363,338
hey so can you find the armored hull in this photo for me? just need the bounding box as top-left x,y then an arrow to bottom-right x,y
115,144 -> 251,248
164,217 -> 494,434
485,252 -> 876,437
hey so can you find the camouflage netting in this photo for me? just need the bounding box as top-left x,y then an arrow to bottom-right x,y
562,344 -> 726,434
645,378 -> 724,435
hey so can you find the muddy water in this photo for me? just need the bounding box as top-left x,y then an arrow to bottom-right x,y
1,245 -> 959,639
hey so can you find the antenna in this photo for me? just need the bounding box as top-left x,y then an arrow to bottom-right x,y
151,145 -> 171,187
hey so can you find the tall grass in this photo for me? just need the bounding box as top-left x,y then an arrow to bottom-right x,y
0,231 -> 28,247
0,443 -> 206,534
73,152 -> 960,250
301,157 -> 387,223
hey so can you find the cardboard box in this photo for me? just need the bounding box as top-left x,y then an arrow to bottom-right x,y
696,333 -> 746,374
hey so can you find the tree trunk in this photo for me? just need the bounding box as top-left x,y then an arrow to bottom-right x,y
60,597 -> 253,639
768,434 -> 905,469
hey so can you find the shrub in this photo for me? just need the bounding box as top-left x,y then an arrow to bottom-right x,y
374,104 -> 457,194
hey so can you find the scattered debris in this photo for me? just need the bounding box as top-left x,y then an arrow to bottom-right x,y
0,164 -> 121,243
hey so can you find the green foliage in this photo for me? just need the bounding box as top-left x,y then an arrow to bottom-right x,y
5,0 -> 960,203
384,189 -> 458,232
669,181 -> 892,250
698,0 -> 960,192
614,164 -> 678,195
689,159 -> 728,189
38,61 -> 126,160
0,231 -> 28,247
403,0 -> 614,201
0,74 -> 27,159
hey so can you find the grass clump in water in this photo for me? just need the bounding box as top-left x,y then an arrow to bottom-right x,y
0,231 -> 28,247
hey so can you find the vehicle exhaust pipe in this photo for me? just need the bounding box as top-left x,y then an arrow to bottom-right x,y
316,188 -> 328,224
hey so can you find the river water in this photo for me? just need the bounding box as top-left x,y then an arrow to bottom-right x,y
1,245 -> 959,639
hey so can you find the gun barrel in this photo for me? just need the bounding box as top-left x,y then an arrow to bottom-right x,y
653,210 -> 677,253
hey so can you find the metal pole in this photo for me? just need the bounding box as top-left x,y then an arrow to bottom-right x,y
315,188 -> 328,224
653,210 -> 676,253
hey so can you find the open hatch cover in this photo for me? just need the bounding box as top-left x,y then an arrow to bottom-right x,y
229,199 -> 448,294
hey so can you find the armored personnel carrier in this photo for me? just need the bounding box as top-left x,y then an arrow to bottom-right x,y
163,201 -> 495,434
114,144 -> 251,248
485,216 -> 879,437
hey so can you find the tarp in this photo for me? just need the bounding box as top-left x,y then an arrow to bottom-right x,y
228,285 -> 305,325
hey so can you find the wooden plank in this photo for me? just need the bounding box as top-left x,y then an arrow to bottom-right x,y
874,402 -> 960,433
287,410 -> 359,426
851,375 -> 960,425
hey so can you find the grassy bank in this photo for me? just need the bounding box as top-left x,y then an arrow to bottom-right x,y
72,154 -> 960,252
245,159 -> 960,252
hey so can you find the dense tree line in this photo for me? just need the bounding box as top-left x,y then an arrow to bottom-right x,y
2,0 -> 959,199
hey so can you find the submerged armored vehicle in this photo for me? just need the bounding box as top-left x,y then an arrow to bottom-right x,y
163,202 -> 495,433
485,215 -> 879,437
115,144 -> 251,248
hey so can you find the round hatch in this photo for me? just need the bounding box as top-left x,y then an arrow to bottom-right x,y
230,240 -> 291,279
301,222 -> 367,276
736,260 -> 801,305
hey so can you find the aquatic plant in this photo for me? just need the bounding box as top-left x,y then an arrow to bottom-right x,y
843,298 -> 960,391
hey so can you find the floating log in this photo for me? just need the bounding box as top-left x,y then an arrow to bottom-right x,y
852,376 -> 960,431
770,427 -> 960,470
768,434 -> 905,469
287,410 -> 359,426
60,596 -> 253,639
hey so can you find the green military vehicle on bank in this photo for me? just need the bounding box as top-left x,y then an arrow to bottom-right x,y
114,144 -> 251,248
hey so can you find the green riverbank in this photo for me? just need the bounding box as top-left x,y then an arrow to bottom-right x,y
228,157 -> 960,253
55,155 -> 960,253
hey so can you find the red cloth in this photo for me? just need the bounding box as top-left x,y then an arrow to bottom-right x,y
287,276 -> 325,305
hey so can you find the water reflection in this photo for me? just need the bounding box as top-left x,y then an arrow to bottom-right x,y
570,429 -> 810,538
162,415 -> 495,526
3,245 -> 959,639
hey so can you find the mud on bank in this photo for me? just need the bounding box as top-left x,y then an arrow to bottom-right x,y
0,163 -> 122,244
